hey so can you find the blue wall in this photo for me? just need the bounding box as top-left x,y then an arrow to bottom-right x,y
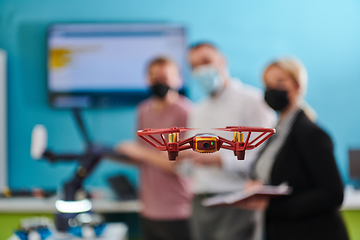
1,0 -> 360,189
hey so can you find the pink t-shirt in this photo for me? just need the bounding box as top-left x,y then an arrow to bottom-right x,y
137,96 -> 193,220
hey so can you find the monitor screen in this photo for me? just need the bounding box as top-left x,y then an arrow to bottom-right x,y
349,149 -> 360,180
47,23 -> 187,108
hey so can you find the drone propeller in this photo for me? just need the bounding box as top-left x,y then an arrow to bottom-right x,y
214,126 -> 276,133
137,127 -> 197,161
137,127 -> 196,135
214,126 -> 276,159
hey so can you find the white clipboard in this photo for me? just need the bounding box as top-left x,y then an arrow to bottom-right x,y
202,183 -> 292,207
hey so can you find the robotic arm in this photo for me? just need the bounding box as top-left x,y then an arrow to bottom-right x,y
30,109 -> 128,231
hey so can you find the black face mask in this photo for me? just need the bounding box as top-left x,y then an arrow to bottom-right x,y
264,88 -> 289,111
151,83 -> 170,99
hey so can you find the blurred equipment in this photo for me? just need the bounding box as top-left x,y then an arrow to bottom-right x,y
66,213 -> 106,238
30,109 -> 129,231
0,187 -> 56,199
0,48 -> 7,193
8,220 -> 128,240
107,175 -> 137,201
13,217 -> 53,240
349,149 -> 360,188
137,126 -> 275,160
47,23 -> 186,108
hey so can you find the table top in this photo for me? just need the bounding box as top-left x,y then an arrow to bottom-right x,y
1,185 -> 360,213
341,185 -> 360,210
0,197 -> 141,213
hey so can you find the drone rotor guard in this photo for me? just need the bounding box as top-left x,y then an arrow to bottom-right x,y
137,127 -> 195,161
216,127 -> 276,160
137,126 -> 275,161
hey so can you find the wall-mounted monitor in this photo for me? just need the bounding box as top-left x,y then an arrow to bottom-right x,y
47,23 -> 186,108
349,150 -> 360,180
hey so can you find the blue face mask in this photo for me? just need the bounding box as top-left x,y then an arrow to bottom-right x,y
192,65 -> 224,94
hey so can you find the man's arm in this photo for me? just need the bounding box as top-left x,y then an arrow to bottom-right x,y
116,142 -> 178,174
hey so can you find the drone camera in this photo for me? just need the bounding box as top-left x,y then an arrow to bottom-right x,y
193,134 -> 219,153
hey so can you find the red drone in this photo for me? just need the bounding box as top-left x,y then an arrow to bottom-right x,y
137,126 -> 276,161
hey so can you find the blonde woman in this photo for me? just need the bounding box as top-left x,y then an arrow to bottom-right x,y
238,58 -> 349,240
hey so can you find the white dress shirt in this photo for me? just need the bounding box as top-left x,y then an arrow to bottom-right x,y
186,79 -> 277,194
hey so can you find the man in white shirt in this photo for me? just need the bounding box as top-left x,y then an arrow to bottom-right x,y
186,42 -> 276,240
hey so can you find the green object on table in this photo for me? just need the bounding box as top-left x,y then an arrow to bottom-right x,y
1,211 -> 359,240
0,213 -> 54,240
342,210 -> 360,240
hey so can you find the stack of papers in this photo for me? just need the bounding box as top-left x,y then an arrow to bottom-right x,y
202,184 -> 292,207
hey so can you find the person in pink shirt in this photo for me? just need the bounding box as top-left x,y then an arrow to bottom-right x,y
116,57 -> 193,240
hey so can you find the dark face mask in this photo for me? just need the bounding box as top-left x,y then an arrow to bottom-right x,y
151,82 -> 170,99
264,88 -> 289,111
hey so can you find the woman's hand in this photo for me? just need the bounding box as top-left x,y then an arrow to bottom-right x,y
244,180 -> 264,191
233,180 -> 269,211
116,141 -> 176,173
234,195 -> 269,211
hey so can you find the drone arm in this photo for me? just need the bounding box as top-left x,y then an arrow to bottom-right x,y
160,134 -> 168,147
241,131 -> 275,150
244,132 -> 251,149
218,136 -> 234,150
178,145 -> 192,151
249,132 -> 267,146
138,135 -> 167,151
249,132 -> 274,148
219,144 -> 234,151
218,136 -> 234,146
148,135 -> 165,147
178,136 -> 194,151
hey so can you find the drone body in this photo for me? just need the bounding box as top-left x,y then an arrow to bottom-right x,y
137,126 -> 276,161
193,134 -> 219,153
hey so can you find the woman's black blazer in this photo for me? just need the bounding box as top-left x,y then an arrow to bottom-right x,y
263,110 -> 349,240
